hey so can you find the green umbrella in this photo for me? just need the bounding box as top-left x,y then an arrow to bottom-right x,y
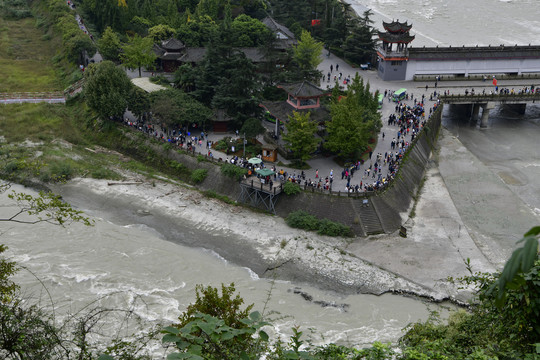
248,157 -> 263,164
255,168 -> 275,176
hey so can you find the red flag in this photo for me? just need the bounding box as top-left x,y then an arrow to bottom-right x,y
311,19 -> 321,26
492,78 -> 497,86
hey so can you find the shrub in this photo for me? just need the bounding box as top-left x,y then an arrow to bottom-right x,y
49,162 -> 74,182
91,167 -> 120,180
283,181 -> 301,195
215,139 -> 229,152
285,211 -> 320,231
197,154 -> 206,162
191,168 -> 208,184
317,219 -> 353,237
220,163 -> 247,181
286,211 -> 353,237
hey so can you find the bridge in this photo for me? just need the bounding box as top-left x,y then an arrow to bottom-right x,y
438,92 -> 540,128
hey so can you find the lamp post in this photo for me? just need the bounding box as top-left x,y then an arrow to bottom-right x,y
243,132 -> 246,158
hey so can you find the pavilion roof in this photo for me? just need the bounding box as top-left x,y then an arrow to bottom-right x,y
382,20 -> 412,33
277,81 -> 328,98
378,31 -> 415,44
260,101 -> 330,124
161,38 -> 185,51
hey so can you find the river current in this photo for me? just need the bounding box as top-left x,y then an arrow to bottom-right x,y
2,0 -> 538,355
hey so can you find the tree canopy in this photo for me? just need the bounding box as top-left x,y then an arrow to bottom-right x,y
150,89 -> 212,128
325,74 -> 381,160
83,60 -> 133,121
283,111 -> 320,162
120,34 -> 157,77
293,30 -> 323,74
97,26 -> 121,62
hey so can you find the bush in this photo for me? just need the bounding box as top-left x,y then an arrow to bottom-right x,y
286,211 -> 319,231
49,162 -> 74,182
317,219 -> 353,237
286,210 -> 353,237
91,167 -> 121,180
220,163 -> 247,181
215,139 -> 229,152
191,168 -> 208,184
283,181 -> 301,195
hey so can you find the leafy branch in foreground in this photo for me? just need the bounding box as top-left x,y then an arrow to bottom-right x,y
489,225 -> 540,306
2,190 -> 93,226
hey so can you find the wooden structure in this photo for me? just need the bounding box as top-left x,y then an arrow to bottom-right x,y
238,178 -> 282,214
261,144 -> 278,162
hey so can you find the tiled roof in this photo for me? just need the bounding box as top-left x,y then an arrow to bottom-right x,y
161,38 -> 185,51
278,81 -> 328,98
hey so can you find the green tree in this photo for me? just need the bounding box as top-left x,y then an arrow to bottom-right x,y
282,111 -> 320,163
240,117 -> 265,139
120,35 -> 157,77
176,14 -> 219,47
147,24 -> 176,42
231,14 -> 272,47
98,26 -> 122,62
150,89 -> 212,128
325,74 -> 380,160
173,64 -> 198,92
194,24 -> 261,128
127,86 -> 151,121
343,19 -> 376,65
293,30 -> 323,72
65,33 -> 97,63
84,61 -> 133,121
0,245 -> 18,304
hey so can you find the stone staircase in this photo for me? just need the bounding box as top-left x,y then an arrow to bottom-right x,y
351,197 -> 384,235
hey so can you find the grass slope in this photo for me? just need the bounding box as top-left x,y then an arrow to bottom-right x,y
0,17 -> 62,92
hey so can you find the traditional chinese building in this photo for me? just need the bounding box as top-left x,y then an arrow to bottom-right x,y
377,20 -> 415,81
278,81 -> 327,110
153,38 -> 185,73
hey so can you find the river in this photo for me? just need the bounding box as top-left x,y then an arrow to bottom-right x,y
349,0 -> 538,47
2,186 -> 441,354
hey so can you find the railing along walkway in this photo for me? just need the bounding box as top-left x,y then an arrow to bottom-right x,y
0,92 -> 66,104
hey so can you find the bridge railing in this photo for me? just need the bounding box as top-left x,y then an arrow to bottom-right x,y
439,92 -> 540,103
